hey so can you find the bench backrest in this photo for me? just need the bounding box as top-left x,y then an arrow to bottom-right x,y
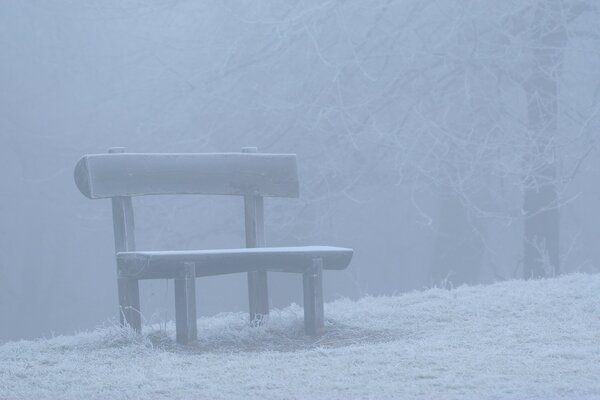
74,151 -> 299,199
74,147 -> 298,253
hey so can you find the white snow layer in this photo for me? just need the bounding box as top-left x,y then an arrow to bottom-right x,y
1,273 -> 599,399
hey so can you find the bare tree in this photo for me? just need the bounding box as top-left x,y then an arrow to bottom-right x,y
225,0 -> 600,283
360,0 -> 600,282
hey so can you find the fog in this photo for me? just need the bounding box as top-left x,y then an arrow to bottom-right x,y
1,0 -> 600,343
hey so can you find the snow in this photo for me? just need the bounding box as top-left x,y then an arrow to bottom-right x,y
119,245 -> 352,256
1,273 -> 599,399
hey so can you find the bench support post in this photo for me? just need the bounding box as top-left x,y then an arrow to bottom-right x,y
110,147 -> 142,332
248,270 -> 269,325
243,146 -> 269,325
117,277 -> 141,331
303,258 -> 324,335
174,262 -> 197,344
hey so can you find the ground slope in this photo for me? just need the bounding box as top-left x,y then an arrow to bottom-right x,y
1,273 -> 599,399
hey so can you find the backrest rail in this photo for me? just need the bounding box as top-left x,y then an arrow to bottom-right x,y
242,147 -> 265,248
112,196 -> 136,253
242,147 -> 269,321
74,151 -> 299,199
108,148 -> 136,253
244,195 -> 265,248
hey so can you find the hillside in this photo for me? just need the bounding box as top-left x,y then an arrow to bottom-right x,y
1,273 -> 599,399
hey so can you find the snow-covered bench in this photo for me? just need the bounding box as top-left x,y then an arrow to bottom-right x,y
74,147 -> 353,344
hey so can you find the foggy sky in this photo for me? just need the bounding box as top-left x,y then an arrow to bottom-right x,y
1,0 -> 599,342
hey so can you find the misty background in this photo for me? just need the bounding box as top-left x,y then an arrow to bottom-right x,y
1,0 -> 599,342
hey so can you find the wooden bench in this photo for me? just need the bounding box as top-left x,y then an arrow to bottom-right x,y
74,147 -> 353,344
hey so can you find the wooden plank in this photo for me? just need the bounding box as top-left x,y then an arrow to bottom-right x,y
109,147 -> 141,330
243,146 -> 270,325
174,262 -> 197,345
116,246 -> 354,279
109,148 -> 136,253
111,197 -> 135,253
303,258 -> 324,335
314,258 -> 324,330
74,152 -> 299,199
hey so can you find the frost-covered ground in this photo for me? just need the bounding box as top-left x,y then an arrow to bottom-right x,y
1,273 -> 599,399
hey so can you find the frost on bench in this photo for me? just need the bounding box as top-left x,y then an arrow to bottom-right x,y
74,147 -> 353,344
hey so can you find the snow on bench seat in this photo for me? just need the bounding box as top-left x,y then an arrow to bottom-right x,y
117,246 -> 353,279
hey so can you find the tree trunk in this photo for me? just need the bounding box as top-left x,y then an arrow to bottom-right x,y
523,166 -> 560,278
522,1 -> 565,279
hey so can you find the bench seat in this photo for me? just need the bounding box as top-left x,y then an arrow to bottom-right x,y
117,246 -> 353,279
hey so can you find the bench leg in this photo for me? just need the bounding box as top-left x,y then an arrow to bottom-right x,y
118,277 -> 141,332
303,258 -> 324,335
248,271 -> 269,325
174,262 -> 197,345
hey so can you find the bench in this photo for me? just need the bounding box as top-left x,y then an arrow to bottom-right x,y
74,147 -> 353,344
